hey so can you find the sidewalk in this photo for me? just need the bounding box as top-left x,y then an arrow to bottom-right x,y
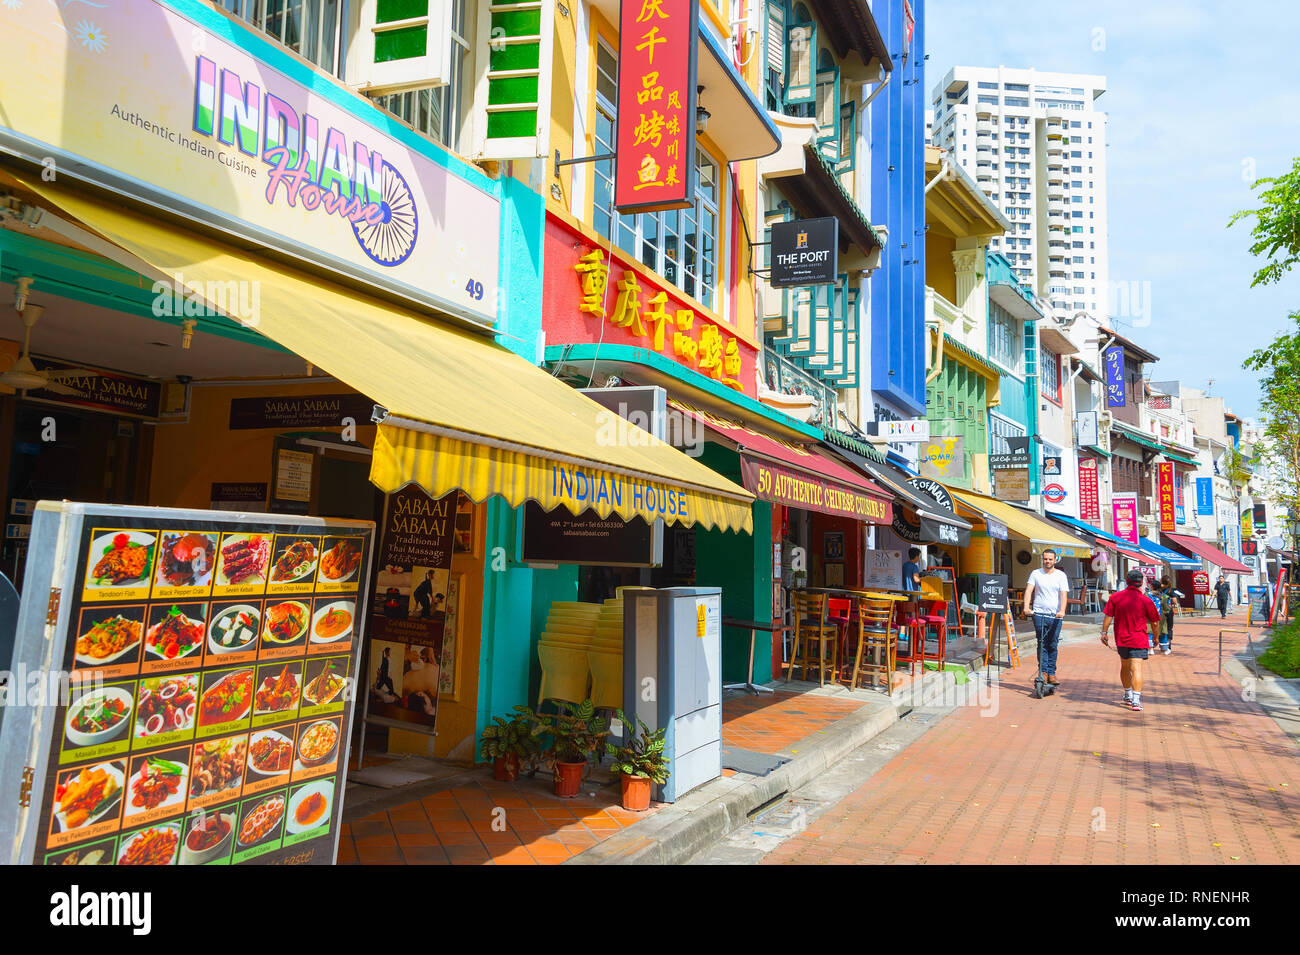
334,640 -> 1015,865
761,611 -> 1299,865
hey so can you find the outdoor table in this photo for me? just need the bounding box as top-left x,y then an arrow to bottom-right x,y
722,616 -> 787,695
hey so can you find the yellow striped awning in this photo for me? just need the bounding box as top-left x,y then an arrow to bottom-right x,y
951,490 -> 1091,558
10,174 -> 755,533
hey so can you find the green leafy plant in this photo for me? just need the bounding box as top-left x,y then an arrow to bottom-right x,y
478,708 -> 541,763
605,710 -> 669,784
525,699 -> 608,764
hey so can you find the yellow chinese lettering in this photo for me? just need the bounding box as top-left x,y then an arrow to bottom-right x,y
667,89 -> 682,109
667,140 -> 679,160
634,154 -> 663,190
666,115 -> 681,138
636,0 -> 668,21
664,164 -> 679,187
574,249 -> 609,317
698,324 -> 723,377
637,72 -> 664,105
722,336 -> 744,390
633,110 -> 666,148
674,330 -> 698,362
675,309 -> 694,331
635,26 -> 666,64
609,271 -> 642,331
643,291 -> 668,349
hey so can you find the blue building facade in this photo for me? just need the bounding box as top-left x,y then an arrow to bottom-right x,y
870,0 -> 926,421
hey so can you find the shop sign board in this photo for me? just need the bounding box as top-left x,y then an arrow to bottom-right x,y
1253,504 -> 1268,533
1158,463 -> 1176,532
522,505 -> 660,567
989,450 -> 1031,469
1192,571 -> 1210,595
1042,483 -> 1067,505
864,549 -> 903,590
1241,539 -> 1258,556
613,0 -> 699,213
272,448 -> 314,511
993,467 -> 1029,503
230,395 -> 375,430
770,218 -> 839,288
366,487 -> 457,733
976,573 -> 1009,613
1042,455 -> 1062,476
1196,478 -> 1214,515
210,483 -> 269,513
0,501 -> 372,865
24,362 -> 165,419
739,456 -> 892,524
1075,411 -> 1099,448
1078,457 -> 1100,521
1113,494 -> 1139,545
0,0 -> 500,324
1104,346 -> 1126,407
870,419 -> 931,442
919,436 -> 965,481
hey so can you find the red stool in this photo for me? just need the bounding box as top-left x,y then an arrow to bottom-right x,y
916,599 -> 948,672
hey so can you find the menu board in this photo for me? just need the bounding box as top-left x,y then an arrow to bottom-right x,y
864,549 -> 903,590
0,503 -> 372,866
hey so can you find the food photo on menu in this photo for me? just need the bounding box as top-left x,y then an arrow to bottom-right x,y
216,533 -> 271,587
123,749 -> 189,820
197,668 -> 255,729
248,727 -> 296,777
180,807 -> 236,864
50,761 -> 125,835
294,718 -> 340,772
317,537 -> 363,584
85,530 -> 157,591
310,598 -> 354,645
46,839 -> 116,866
134,674 -> 198,740
117,823 -> 181,866
207,601 -> 261,655
261,599 -> 309,648
301,658 -> 349,708
188,735 -> 248,802
153,531 -> 218,589
62,682 -> 136,756
144,603 -> 206,662
286,779 -> 332,836
73,606 -> 144,671
253,662 -> 301,717
236,791 -> 286,852
269,536 -> 319,584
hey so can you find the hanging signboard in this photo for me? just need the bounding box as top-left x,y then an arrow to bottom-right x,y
1196,478 -> 1214,516
770,217 -> 839,288
0,502 -> 372,866
523,505 -> 660,567
1148,394 -> 1172,410
1253,504 -> 1268,533
614,0 -> 699,213
1078,457 -> 1100,521
1113,493 -> 1139,545
1157,462 -> 1176,532
26,363 -> 164,420
1192,571 -> 1210,595
230,395 -> 375,430
919,436 -> 965,481
365,487 -> 456,733
1075,411 -> 1099,448
1104,346 -> 1126,407
993,467 -> 1029,503
1042,455 -> 1062,476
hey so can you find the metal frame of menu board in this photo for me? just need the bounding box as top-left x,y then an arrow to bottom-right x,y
0,502 -> 374,866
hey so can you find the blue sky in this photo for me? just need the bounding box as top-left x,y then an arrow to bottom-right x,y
924,0 -> 1300,420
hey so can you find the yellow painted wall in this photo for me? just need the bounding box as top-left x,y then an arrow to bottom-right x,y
147,378 -> 483,761
926,232 -> 957,303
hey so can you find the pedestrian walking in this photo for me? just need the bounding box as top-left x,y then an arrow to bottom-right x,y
1101,568 -> 1161,711
1214,575 -> 1232,619
1022,548 -> 1070,684
1159,576 -> 1181,655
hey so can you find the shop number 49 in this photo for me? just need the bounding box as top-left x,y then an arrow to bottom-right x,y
465,279 -> 485,301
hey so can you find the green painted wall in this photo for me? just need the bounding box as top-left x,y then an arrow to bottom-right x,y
692,444 -> 770,684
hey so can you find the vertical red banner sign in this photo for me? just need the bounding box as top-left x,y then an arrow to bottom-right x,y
1158,462 -> 1175,532
614,0 -> 699,213
1078,457 -> 1100,521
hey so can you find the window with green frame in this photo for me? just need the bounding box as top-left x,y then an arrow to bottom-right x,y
764,2 -> 853,172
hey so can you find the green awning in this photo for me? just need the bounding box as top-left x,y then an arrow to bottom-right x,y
1082,444 -> 1112,459
823,428 -> 888,464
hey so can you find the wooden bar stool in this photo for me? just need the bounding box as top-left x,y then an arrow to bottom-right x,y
786,591 -> 839,686
846,595 -> 897,694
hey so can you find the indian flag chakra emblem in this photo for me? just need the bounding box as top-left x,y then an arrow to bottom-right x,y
191,55 -> 419,267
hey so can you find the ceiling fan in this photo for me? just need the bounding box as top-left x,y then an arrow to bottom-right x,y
0,279 -> 97,395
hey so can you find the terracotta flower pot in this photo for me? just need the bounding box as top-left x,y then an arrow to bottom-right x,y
553,759 -> 585,797
492,753 -> 520,782
620,774 -> 652,812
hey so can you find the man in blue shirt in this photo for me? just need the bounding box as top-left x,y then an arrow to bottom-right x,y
902,547 -> 922,591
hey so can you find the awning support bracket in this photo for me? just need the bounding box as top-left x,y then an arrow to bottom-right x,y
554,149 -> 616,178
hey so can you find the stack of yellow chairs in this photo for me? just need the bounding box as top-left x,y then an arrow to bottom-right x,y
588,592 -> 629,709
537,601 -> 601,704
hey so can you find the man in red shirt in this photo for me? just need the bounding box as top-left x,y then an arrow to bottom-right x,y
1100,569 -> 1160,711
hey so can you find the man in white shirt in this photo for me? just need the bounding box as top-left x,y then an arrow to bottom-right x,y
1022,548 -> 1070,684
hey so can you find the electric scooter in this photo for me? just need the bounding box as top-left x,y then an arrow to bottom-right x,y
1029,613 -> 1058,699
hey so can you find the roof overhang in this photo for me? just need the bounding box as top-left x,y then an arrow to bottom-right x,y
925,147 -> 1009,239
807,0 -> 892,72
1098,326 -> 1159,363
989,281 -> 1045,323
1037,323 -> 1079,356
773,144 -> 882,254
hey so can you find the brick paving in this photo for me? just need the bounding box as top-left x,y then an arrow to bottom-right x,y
722,686 -> 873,755
765,611 -> 1300,865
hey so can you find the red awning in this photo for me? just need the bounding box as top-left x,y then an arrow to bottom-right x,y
669,398 -> 893,524
1162,532 -> 1252,574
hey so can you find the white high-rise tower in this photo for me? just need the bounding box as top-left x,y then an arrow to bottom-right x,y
929,66 -> 1108,323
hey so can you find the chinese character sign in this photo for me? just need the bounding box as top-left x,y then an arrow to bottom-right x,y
615,0 -> 698,213
1078,457 -> 1100,521
1104,346 -> 1126,408
1158,462 -> 1175,532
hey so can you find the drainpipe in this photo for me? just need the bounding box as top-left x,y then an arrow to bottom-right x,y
862,71 -> 892,112
924,156 -> 951,194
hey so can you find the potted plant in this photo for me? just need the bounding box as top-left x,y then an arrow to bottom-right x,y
528,699 -> 608,798
478,708 -> 540,781
606,710 -> 669,811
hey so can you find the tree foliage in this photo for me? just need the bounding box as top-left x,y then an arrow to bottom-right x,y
1230,157 -> 1300,288
1243,312 -> 1300,523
